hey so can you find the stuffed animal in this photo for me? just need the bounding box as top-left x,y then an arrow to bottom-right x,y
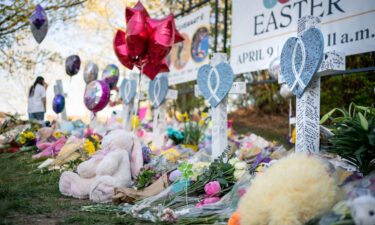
348,195 -> 375,225
59,129 -> 143,203
237,153 -> 339,225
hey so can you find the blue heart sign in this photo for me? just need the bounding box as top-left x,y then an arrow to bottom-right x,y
280,28 -> 324,98
120,78 -> 137,105
197,62 -> 234,107
148,74 -> 169,108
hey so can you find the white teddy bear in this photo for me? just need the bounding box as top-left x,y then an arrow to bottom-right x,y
59,129 -> 143,203
349,195 -> 375,225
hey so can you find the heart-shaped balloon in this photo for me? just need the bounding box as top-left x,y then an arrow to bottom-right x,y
83,62 -> 98,84
197,62 -> 234,107
280,28 -> 324,98
84,80 -> 110,113
148,74 -> 169,108
120,78 -> 137,105
102,64 -> 119,90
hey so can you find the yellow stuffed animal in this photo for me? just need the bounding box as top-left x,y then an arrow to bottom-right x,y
237,153 -> 339,225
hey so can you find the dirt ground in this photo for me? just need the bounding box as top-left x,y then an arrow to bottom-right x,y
229,108 -> 290,146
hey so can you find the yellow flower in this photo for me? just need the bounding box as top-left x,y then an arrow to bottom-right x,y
91,134 -> 100,143
176,112 -> 189,122
131,115 -> 139,129
199,119 -> 205,126
201,112 -> 208,119
291,128 -> 296,144
23,131 -> 35,140
53,131 -> 63,139
83,140 -> 96,156
19,137 -> 26,145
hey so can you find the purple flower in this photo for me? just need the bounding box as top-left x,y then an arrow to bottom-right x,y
253,153 -> 272,169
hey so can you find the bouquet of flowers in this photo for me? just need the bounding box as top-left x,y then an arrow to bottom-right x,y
16,129 -> 36,146
82,133 -> 101,156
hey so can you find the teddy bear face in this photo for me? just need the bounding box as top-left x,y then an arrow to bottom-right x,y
350,195 -> 375,225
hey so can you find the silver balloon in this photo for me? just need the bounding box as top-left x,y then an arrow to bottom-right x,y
268,56 -> 280,80
30,5 -> 48,44
280,84 -> 293,99
83,62 -> 99,84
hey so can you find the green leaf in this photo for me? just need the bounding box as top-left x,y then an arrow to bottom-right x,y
320,108 -> 337,124
358,112 -> 369,131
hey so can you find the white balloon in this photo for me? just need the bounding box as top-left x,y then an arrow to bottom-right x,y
280,84 -> 293,99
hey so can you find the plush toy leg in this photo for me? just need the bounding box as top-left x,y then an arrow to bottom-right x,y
89,176 -> 118,203
59,171 -> 95,199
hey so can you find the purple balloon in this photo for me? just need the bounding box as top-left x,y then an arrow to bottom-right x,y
102,64 -> 119,90
30,4 -> 48,44
65,55 -> 81,76
30,5 -> 46,28
84,80 -> 110,113
52,94 -> 65,114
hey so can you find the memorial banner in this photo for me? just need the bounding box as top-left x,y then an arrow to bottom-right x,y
231,0 -> 375,74
168,6 -> 211,85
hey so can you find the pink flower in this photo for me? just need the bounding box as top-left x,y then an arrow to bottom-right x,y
195,197 -> 221,208
204,181 -> 221,197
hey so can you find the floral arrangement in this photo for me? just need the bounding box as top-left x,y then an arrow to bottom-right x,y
321,103 -> 375,175
16,129 -> 36,146
183,113 -> 209,146
135,166 -> 161,190
82,134 -> 101,156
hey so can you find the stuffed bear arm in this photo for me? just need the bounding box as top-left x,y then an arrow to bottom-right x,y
95,150 -> 124,176
77,158 -> 100,178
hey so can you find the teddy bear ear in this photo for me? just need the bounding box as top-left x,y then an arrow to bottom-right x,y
130,134 -> 143,178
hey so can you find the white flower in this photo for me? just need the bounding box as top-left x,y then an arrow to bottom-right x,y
234,161 -> 247,170
229,157 -> 240,165
234,170 -> 246,180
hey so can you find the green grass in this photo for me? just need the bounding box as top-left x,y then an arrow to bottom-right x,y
0,152 -> 125,225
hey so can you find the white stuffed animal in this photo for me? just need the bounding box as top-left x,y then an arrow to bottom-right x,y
349,195 -> 375,225
59,129 -> 143,203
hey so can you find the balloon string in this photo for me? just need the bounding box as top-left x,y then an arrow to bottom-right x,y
132,66 -> 143,133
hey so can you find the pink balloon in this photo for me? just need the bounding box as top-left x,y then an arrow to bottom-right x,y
84,80 -> 110,113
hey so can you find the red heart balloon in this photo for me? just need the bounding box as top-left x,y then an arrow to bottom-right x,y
143,60 -> 169,80
125,1 -> 149,24
114,30 -> 134,70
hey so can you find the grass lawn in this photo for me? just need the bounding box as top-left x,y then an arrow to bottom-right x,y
0,152 -> 124,225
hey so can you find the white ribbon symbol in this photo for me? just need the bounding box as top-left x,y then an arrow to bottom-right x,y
124,80 -> 132,104
290,38 -> 307,92
207,66 -> 221,103
153,78 -> 161,107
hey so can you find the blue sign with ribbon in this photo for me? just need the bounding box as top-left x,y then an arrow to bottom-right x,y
148,74 -> 169,108
120,78 -> 137,105
197,62 -> 234,107
280,28 -> 324,98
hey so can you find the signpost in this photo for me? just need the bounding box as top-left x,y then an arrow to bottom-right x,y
280,16 -> 345,153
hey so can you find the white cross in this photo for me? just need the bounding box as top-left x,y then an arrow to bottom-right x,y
195,53 -> 246,160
